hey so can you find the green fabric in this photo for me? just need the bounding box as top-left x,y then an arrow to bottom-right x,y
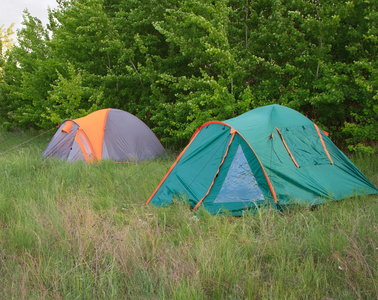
225,105 -> 377,209
149,124 -> 233,208
202,134 -> 274,215
149,105 -> 378,214
277,125 -> 331,166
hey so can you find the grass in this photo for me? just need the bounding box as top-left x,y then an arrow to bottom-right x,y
0,130 -> 377,299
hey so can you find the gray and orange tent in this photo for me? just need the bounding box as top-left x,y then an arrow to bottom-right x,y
42,108 -> 165,162
147,104 -> 377,215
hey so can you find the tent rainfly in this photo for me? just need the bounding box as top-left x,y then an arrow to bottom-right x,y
42,108 -> 165,162
146,104 -> 377,215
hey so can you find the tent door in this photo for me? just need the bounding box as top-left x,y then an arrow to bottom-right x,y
213,144 -> 265,204
75,129 -> 96,162
41,120 -> 79,159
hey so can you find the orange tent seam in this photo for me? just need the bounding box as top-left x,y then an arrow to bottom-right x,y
238,134 -> 278,203
193,132 -> 235,210
314,124 -> 333,165
147,121 -> 278,206
75,129 -> 97,162
276,127 -> 300,168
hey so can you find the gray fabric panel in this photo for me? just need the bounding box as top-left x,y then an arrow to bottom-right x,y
102,109 -> 165,161
102,140 -> 109,159
77,130 -> 94,158
67,130 -> 94,162
67,139 -> 86,162
41,121 -> 79,159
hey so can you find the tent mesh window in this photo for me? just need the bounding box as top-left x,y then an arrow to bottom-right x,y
214,145 -> 265,203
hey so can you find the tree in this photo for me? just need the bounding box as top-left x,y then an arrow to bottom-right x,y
50,0 -> 123,110
0,23 -> 15,59
44,62 -> 88,124
144,0 -> 238,144
0,0 -> 377,151
0,12 -> 59,129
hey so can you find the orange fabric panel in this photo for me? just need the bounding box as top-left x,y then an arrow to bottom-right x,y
61,121 -> 73,133
276,127 -> 300,168
75,130 -> 89,162
314,124 -> 333,164
193,133 -> 235,210
73,108 -> 111,160
75,129 -> 96,162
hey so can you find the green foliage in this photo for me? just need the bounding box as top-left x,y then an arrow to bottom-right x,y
347,143 -> 376,155
0,11 -> 58,129
148,0 -> 238,143
44,62 -> 88,124
0,0 -> 377,149
0,23 -> 15,58
342,60 -> 378,152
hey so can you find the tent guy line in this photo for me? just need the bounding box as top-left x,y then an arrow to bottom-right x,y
0,127 -> 55,157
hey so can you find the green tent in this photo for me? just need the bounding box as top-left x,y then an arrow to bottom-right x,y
147,105 -> 377,215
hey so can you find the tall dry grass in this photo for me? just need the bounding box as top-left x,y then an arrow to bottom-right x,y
0,130 -> 376,299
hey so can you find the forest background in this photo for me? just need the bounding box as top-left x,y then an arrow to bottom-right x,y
0,0 -> 377,152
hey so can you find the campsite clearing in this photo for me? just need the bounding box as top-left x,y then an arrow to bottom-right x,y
0,130 -> 377,299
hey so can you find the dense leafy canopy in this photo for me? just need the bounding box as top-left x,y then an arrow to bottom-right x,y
0,0 -> 377,151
